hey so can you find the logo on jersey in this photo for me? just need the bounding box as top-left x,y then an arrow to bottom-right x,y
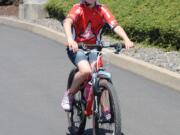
80,22 -> 95,40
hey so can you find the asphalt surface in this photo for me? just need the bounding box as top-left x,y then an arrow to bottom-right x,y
0,24 -> 180,135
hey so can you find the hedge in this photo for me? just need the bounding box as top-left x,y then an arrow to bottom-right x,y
45,0 -> 180,50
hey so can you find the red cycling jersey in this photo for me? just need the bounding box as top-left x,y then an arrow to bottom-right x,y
67,3 -> 119,44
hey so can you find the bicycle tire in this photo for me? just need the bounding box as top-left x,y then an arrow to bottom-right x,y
93,79 -> 121,135
66,68 -> 86,135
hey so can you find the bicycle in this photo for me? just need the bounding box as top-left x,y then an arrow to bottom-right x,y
66,41 -> 124,135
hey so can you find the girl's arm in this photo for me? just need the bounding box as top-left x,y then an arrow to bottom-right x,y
114,25 -> 134,49
63,18 -> 78,52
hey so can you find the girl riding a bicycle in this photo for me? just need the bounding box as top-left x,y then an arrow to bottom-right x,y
61,0 -> 134,120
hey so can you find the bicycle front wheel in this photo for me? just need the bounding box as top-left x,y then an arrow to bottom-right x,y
93,79 -> 121,135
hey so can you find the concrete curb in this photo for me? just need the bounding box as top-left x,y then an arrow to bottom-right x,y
0,16 -> 180,92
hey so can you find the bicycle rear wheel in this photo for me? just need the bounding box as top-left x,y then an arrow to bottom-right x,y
93,79 -> 121,135
66,68 -> 86,135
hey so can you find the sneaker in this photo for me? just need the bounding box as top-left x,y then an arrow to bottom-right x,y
61,90 -> 73,111
101,110 -> 111,122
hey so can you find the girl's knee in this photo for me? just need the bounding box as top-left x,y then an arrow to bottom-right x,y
77,60 -> 91,78
80,69 -> 91,78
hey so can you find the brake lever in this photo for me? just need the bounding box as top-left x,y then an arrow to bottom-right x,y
114,43 -> 124,54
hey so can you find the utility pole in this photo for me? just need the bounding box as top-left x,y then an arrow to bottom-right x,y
19,0 -> 48,20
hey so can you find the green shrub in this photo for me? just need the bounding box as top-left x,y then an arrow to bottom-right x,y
45,0 -> 78,20
100,0 -> 180,50
45,0 -> 180,50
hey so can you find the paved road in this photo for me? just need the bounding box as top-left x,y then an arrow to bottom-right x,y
0,24 -> 180,135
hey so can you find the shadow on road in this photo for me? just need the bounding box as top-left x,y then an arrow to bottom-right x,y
66,128 -> 125,135
66,129 -> 92,135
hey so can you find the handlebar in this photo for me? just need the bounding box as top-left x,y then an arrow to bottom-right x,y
78,42 -> 125,54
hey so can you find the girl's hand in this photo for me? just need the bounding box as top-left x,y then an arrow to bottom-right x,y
68,38 -> 78,52
124,40 -> 134,49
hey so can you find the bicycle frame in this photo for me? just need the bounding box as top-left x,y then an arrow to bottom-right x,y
84,51 -> 112,117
